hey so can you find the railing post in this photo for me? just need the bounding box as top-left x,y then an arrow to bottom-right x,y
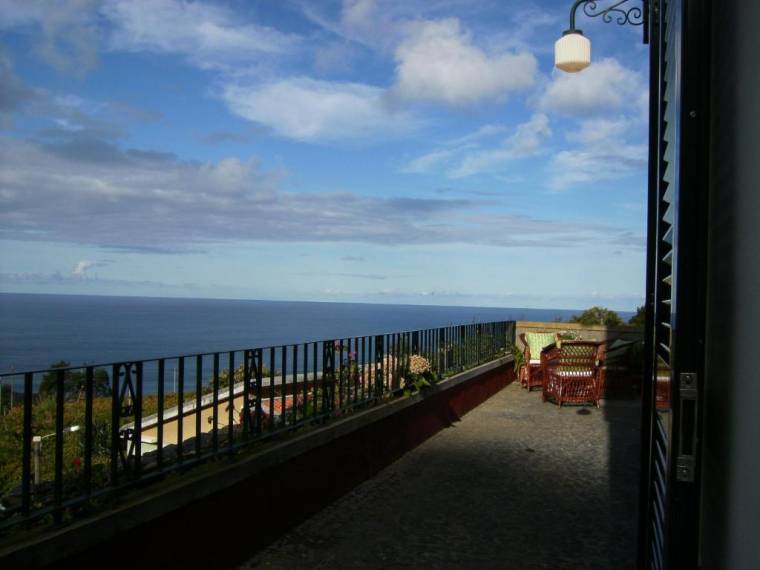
460,325 -> 466,369
83,367 -> 94,496
157,360 -> 165,467
312,342 -> 318,418
441,327 -> 448,373
227,351 -> 235,450
303,343 -> 309,419
375,335 -> 384,397
212,353 -> 220,453
53,369 -> 64,522
477,323 -> 482,364
280,348 -> 287,428
269,348 -> 275,431
292,344 -> 298,425
21,373 -> 33,515
176,358 -> 185,463
337,340 -> 344,409
322,341 -> 335,414
134,362 -> 143,475
254,349 -> 263,435
242,349 -> 253,436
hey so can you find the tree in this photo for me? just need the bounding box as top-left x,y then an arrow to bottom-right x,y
628,305 -> 646,328
39,361 -> 111,401
570,306 -> 624,327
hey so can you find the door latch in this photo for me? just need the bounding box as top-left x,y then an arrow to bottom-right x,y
676,372 -> 698,482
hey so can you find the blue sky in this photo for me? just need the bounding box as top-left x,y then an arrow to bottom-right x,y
0,0 -> 649,310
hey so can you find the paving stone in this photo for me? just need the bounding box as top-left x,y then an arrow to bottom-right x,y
240,383 -> 641,569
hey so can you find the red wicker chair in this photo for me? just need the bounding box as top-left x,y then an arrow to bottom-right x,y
519,333 -> 558,391
542,341 -> 606,407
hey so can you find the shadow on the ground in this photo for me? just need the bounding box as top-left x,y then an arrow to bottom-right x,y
242,385 -> 641,570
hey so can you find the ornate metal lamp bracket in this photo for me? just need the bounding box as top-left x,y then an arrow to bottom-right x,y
565,0 -> 649,43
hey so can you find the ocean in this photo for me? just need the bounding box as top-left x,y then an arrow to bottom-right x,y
0,293 -> 615,376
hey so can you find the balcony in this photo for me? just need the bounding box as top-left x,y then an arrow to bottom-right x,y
0,320 -> 641,568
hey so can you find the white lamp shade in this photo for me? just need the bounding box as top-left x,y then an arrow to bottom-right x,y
555,32 -> 591,73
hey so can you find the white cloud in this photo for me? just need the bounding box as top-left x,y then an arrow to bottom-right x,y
0,0 -> 99,75
538,58 -> 644,115
313,42 -> 356,74
565,117 -> 631,147
446,124 -> 507,146
402,149 -> 457,174
0,54 -> 161,137
550,145 -> 647,189
401,115 -> 551,178
101,0 -> 298,69
549,117 -> 646,189
71,259 -> 111,277
341,0 -> 377,31
301,0 -> 406,52
449,114 -> 551,178
505,113 -> 552,156
72,260 -> 94,276
222,78 -> 415,142
487,7 -> 559,55
392,18 -> 537,106
0,135 -> 636,251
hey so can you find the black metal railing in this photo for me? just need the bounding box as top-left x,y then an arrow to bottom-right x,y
0,320 -> 515,532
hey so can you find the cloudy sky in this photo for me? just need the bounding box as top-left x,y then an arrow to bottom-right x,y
0,0 -> 649,310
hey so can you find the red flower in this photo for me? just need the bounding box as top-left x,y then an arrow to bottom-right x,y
72,456 -> 82,470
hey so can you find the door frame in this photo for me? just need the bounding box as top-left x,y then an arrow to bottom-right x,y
638,0 -> 711,568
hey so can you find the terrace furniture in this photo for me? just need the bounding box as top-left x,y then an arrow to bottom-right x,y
542,341 -> 606,407
519,332 -> 559,391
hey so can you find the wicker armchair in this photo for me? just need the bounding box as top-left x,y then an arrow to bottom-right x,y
542,341 -> 606,407
519,332 -> 559,391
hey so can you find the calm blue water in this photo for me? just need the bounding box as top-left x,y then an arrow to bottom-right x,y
0,293 -> 602,376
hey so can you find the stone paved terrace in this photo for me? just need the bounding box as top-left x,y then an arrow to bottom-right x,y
240,382 -> 641,570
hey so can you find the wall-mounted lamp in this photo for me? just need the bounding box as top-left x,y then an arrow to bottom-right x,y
555,0 -> 648,73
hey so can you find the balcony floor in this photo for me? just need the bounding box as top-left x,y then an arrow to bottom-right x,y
240,381 -> 641,569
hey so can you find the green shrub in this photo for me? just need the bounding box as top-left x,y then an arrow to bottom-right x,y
570,307 -> 624,327
628,305 -> 646,328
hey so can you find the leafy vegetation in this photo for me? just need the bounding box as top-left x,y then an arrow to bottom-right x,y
402,355 -> 438,395
570,306 -> 625,327
628,305 -> 646,328
0,391 -> 181,503
509,343 -> 525,374
38,361 -> 111,400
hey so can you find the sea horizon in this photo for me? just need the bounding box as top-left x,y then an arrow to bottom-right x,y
0,290 -> 626,312
0,292 -> 633,376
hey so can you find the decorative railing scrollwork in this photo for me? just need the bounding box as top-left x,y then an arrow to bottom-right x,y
116,362 -> 139,417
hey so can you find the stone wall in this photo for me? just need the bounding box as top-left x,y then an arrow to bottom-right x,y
515,321 -> 643,346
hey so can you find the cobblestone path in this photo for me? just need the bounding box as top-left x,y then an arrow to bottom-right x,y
240,382 -> 641,569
